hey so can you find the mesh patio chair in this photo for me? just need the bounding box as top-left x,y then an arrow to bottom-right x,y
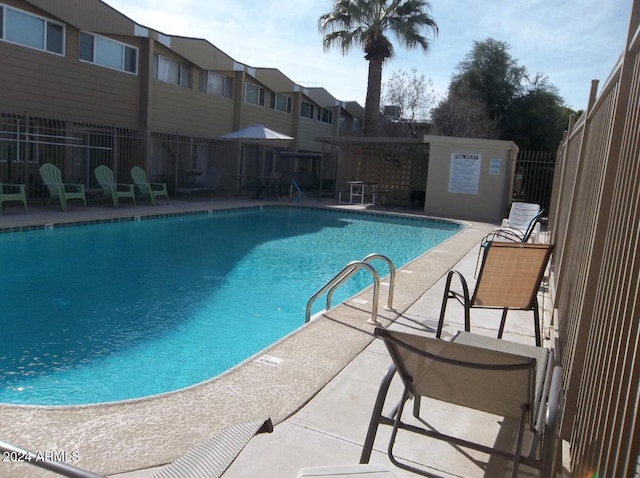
0,418 -> 273,478
439,241 -> 554,346
360,327 -> 563,478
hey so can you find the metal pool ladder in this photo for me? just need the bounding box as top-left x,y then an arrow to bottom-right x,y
305,253 -> 396,324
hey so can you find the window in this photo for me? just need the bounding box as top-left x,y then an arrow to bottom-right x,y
156,55 -> 191,87
270,93 -> 292,113
1,5 -> 64,54
301,101 -> 315,119
200,71 -> 233,98
320,108 -> 333,124
79,32 -> 137,74
245,83 -> 265,106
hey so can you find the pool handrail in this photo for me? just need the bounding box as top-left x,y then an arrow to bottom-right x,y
325,254 -> 396,313
305,260 -> 380,325
305,254 -> 396,325
362,253 -> 396,309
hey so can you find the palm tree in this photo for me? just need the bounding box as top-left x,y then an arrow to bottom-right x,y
319,0 -> 438,137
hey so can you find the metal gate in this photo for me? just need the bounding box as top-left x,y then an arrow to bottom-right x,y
512,150 -> 556,213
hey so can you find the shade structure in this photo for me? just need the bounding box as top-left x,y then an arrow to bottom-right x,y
219,124 -> 293,141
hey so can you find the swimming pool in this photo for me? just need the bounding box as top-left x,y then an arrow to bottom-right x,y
0,206 -> 462,405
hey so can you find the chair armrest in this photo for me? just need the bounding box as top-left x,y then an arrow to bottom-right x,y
437,270 -> 472,337
63,184 -> 85,193
0,183 -> 26,193
482,229 -> 523,245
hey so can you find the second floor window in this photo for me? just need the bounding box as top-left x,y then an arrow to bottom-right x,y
271,93 -> 292,113
301,102 -> 315,119
156,55 -> 191,87
1,5 -> 64,55
320,108 -> 333,124
245,84 -> 265,106
200,71 -> 233,98
79,32 -> 137,74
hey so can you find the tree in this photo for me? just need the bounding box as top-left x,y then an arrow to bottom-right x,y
383,68 -> 436,121
380,68 -> 438,137
432,38 -> 575,151
319,0 -> 438,137
448,38 -> 526,131
431,93 -> 500,139
502,74 -> 569,150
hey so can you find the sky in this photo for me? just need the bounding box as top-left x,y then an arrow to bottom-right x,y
103,0 -> 631,112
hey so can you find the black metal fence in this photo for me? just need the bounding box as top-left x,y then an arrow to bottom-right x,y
0,111 -> 225,200
512,150 -> 556,214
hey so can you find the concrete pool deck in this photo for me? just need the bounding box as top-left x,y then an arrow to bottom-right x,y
0,198 -> 556,477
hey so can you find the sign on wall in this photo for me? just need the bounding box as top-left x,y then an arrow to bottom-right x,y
448,153 -> 481,194
489,158 -> 501,175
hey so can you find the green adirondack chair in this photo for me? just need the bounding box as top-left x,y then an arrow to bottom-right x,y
0,183 -> 28,215
38,163 -> 86,211
94,165 -> 136,208
130,166 -> 169,205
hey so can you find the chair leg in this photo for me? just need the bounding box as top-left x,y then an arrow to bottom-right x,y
533,297 -> 542,347
360,364 -> 397,464
498,305 -> 542,346
386,387 -> 413,471
498,308 -> 508,339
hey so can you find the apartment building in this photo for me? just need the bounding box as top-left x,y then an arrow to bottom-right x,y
0,0 -> 363,197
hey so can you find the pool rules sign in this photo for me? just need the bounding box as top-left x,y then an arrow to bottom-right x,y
448,153 -> 481,195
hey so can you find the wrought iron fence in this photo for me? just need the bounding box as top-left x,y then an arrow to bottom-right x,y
0,111 -> 225,200
512,150 -> 556,214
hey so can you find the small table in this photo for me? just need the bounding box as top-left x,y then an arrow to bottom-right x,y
348,181 -> 380,205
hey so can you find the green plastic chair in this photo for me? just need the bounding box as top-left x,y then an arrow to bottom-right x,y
94,165 -> 136,208
130,166 -> 169,205
38,163 -> 86,211
0,183 -> 28,215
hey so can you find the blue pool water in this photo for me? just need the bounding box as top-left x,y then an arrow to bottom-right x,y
0,207 -> 462,405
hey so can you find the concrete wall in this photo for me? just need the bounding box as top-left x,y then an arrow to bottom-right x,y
423,135 -> 519,222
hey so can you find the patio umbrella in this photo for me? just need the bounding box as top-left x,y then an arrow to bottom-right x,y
219,124 -> 293,141
220,125 -> 293,198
